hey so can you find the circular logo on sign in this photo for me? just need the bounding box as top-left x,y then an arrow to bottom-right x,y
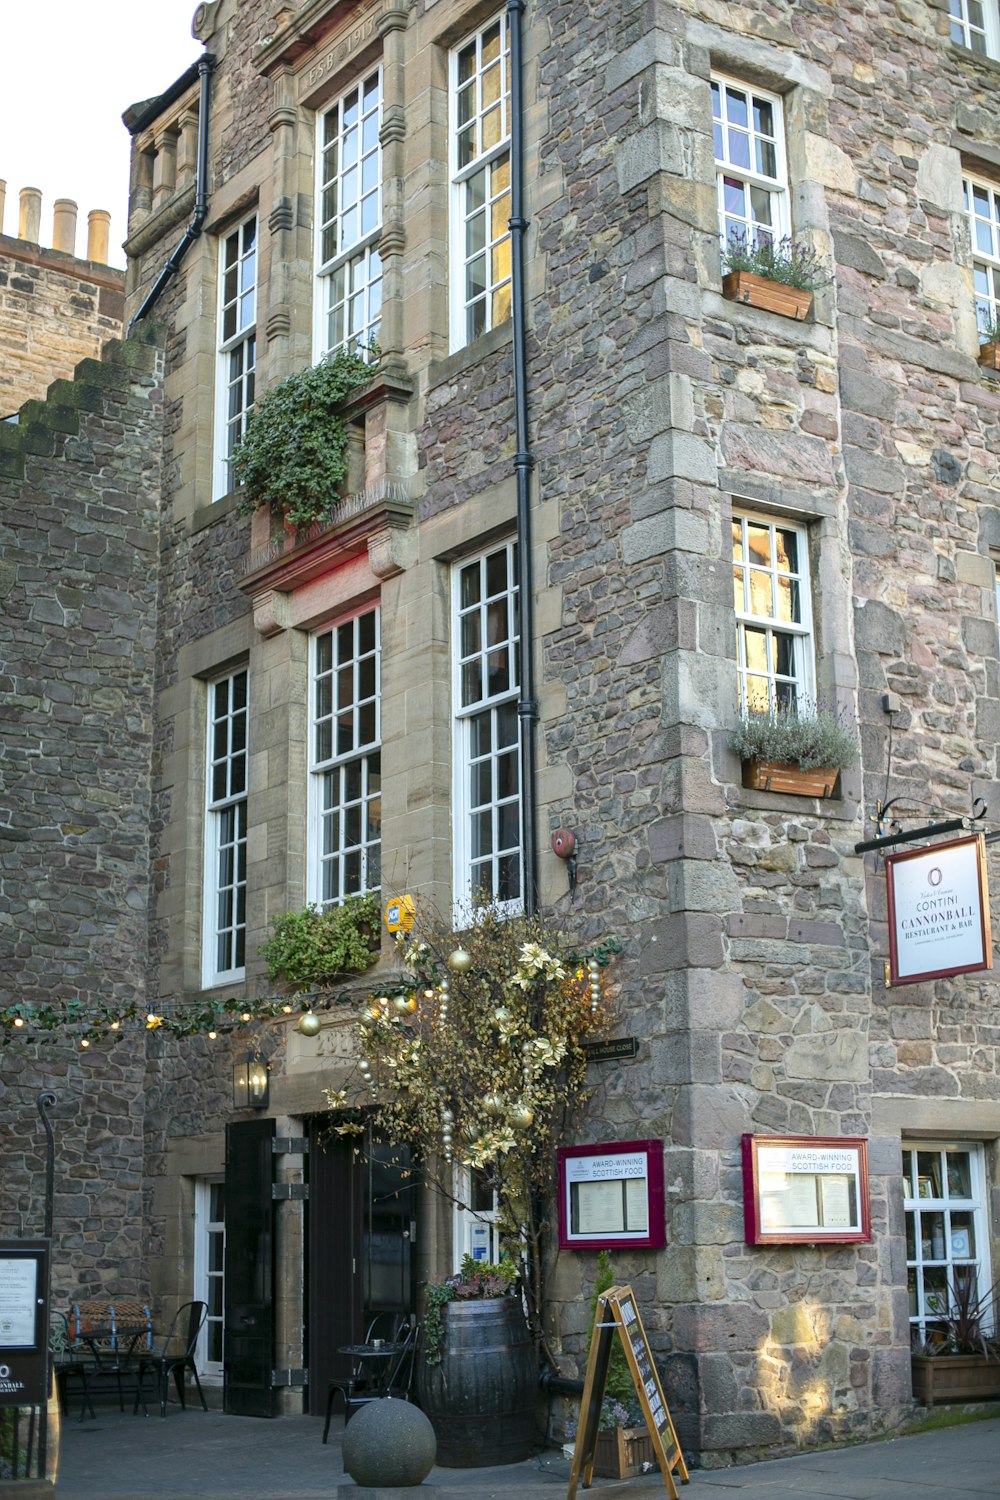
0,1365 -> 10,1380
928,867 -> 943,887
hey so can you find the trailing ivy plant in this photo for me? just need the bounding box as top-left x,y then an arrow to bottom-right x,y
233,346 -> 376,529
259,894 -> 381,989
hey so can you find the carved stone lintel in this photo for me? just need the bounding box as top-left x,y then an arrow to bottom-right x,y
378,3 -> 410,37
269,199 -> 295,233
252,588 -> 292,637
266,306 -> 293,341
381,104 -> 406,144
368,522 -> 413,580
192,2 -> 220,42
378,223 -> 406,257
268,104 -> 299,133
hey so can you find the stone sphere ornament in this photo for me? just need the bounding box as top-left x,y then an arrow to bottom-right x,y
342,1397 -> 437,1488
447,946 -> 473,973
297,1012 -> 321,1037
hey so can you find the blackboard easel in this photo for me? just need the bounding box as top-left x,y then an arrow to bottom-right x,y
567,1284 -> 688,1498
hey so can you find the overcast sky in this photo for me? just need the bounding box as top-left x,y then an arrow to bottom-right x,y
1,2 -> 203,268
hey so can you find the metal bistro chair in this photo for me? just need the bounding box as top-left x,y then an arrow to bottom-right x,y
321,1316 -> 392,1444
344,1320 -> 418,1421
133,1301 -> 209,1418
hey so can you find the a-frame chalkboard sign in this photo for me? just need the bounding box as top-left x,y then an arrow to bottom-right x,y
567,1285 -> 688,1499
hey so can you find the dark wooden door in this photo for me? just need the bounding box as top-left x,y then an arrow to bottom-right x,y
224,1117 -> 276,1417
306,1122 -> 414,1415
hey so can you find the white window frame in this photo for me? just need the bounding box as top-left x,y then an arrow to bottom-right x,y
949,0 -> 1000,58
733,510 -> 815,714
903,1141 -> 994,1349
308,607 -> 381,907
964,174 -> 1000,341
449,12 -> 512,351
452,1166 -> 501,1272
712,73 -> 790,251
202,669 -> 248,988
214,214 -> 257,499
193,1177 -> 225,1382
452,540 -> 522,917
313,69 -> 383,360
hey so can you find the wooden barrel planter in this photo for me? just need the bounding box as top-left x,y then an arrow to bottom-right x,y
416,1298 -> 537,1467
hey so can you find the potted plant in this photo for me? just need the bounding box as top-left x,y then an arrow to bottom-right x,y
911,1272 -> 1000,1407
259,894 -> 380,992
233,346 -> 376,530
721,231 -> 826,320
731,699 -> 858,798
977,312 -> 1000,370
575,1252 -> 654,1480
418,1255 -> 537,1467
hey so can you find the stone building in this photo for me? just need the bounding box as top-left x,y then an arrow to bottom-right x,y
2,0 -> 1000,1468
0,184 -> 124,416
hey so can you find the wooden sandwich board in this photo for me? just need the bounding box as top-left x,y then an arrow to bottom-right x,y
567,1284 -> 688,1499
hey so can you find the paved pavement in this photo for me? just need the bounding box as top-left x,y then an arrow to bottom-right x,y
52,1405 -> 999,1500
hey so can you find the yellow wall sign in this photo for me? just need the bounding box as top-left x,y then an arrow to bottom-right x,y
384,895 -> 415,934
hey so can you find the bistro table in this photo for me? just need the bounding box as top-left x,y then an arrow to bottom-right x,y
336,1341 -> 405,1400
70,1323 -> 152,1418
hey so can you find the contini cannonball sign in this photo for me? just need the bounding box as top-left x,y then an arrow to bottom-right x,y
0,1240 -> 49,1407
885,832 -> 992,987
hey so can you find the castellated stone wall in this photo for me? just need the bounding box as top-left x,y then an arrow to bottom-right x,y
0,328 -> 163,1300
0,236 -> 125,419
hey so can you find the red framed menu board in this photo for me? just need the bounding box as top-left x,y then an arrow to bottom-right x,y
742,1135 -> 871,1245
557,1139 -> 665,1251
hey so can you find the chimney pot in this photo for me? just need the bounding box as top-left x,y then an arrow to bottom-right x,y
87,209 -> 111,265
19,187 -> 42,245
52,199 -> 78,255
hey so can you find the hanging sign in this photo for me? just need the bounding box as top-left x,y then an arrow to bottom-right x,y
742,1135 -> 871,1245
567,1284 -> 688,1500
557,1139 -> 665,1251
885,833 -> 992,986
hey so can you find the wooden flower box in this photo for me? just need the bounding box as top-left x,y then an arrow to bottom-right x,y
977,341 -> 1000,370
742,758 -> 839,798
911,1353 -> 1000,1407
722,271 -> 813,320
592,1425 -> 655,1479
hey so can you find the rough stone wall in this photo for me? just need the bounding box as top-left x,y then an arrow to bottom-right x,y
0,236 -> 125,418
0,327 -> 164,1299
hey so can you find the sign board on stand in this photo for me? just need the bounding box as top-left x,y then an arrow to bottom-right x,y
567,1284 -> 688,1499
0,1239 -> 50,1408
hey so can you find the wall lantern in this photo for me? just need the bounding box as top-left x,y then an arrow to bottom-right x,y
233,1050 -> 269,1110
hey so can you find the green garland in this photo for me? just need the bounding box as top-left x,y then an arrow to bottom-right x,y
0,987 -> 354,1047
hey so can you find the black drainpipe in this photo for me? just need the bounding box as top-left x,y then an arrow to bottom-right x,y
508,0 -> 538,916
127,53 -> 215,335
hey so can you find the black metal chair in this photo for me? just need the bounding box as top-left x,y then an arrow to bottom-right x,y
321,1316 -> 392,1444
133,1301 -> 208,1418
343,1320 -> 419,1421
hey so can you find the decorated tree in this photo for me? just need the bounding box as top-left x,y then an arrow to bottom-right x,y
325,905 -> 620,1364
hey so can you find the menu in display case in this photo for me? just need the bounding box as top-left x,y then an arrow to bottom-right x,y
557,1139 -> 665,1251
742,1135 -> 871,1245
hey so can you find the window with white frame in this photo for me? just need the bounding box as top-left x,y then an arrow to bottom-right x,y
310,608 -> 381,905
203,669 -> 248,987
193,1178 -> 225,1380
215,215 -> 257,498
712,74 -> 789,251
903,1142 -> 994,1349
450,13 -> 512,349
732,512 -> 814,714
315,70 -> 383,359
452,1167 -> 501,1270
949,0 -> 1000,57
453,541 -> 521,912
964,174 -> 1000,342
